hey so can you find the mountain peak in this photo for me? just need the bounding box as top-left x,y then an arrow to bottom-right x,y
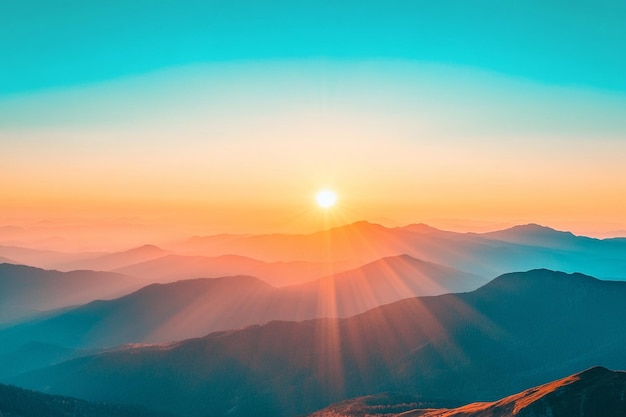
510,223 -> 568,234
477,269 -> 601,295
400,223 -> 443,234
123,244 -> 166,254
575,365 -> 612,379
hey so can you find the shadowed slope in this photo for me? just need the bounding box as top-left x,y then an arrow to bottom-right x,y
12,270 -> 626,417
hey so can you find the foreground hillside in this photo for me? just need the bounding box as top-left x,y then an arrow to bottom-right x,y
12,269 -> 626,417
309,367 -> 626,417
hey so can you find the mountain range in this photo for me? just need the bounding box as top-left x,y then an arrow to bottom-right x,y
177,222 -> 626,279
0,254 -> 479,376
11,269 -> 626,417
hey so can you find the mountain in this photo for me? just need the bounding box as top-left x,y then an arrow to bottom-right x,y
0,255 -> 481,373
0,382 -> 175,417
58,244 -> 171,272
309,367 -> 626,417
0,264 -> 142,324
288,254 -> 484,317
179,221 -> 448,264
7,221 -> 625,280
12,269 -> 626,417
0,276 -> 277,354
0,245 -> 101,270
114,253 -> 345,286
177,222 -> 626,279
482,223 -> 592,250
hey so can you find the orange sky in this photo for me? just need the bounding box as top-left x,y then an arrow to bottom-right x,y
1,62 -> 625,240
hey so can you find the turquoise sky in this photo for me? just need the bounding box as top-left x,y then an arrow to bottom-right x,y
2,0 -> 626,95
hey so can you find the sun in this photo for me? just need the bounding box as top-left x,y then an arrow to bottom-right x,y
316,189 -> 337,208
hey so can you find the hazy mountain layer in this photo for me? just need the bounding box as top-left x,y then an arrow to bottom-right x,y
114,253 -> 348,287
178,222 -> 626,279
0,264 -> 141,324
0,255 -> 478,376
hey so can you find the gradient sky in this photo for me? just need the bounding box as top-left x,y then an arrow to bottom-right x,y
1,0 -> 626,236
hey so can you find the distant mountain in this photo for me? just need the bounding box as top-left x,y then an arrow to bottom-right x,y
177,221 -> 626,279
180,221 -> 398,263
0,245 -> 101,270
0,382 -> 175,417
114,253 -> 346,286
0,264 -> 142,324
58,244 -> 171,272
13,270 -> 626,417
481,223 -> 591,250
310,367 -> 626,417
0,255 -> 481,372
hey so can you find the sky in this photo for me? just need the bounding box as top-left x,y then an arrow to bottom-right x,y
1,0 -> 626,238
